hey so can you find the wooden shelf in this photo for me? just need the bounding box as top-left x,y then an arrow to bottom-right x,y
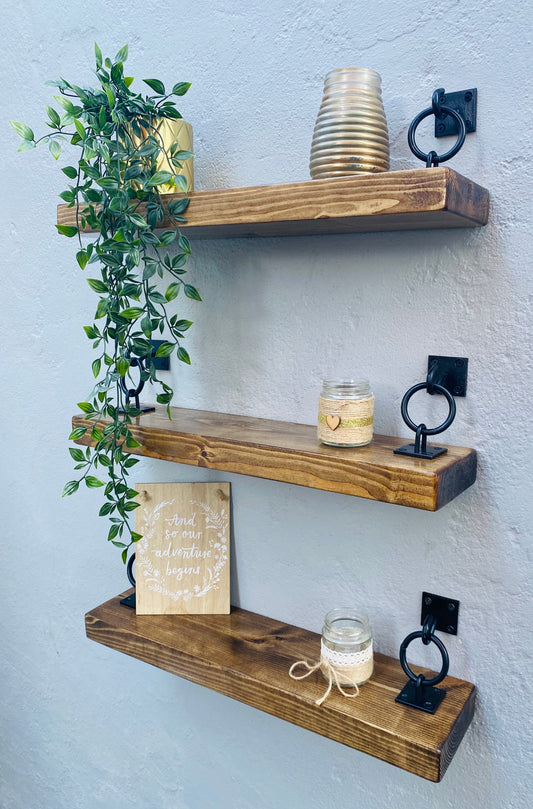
73,406 -> 477,511
58,168 -> 489,238
86,592 -> 476,781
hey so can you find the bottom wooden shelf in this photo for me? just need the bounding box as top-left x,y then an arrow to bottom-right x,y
86,592 -> 475,781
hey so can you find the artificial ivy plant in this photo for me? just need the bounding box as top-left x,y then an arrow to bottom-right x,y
11,44 -> 200,561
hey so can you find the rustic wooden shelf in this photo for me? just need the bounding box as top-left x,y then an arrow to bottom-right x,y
86,592 -> 476,781
58,168 -> 489,238
73,406 -> 477,511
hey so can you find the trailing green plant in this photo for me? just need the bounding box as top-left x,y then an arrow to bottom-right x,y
10,44 -> 201,562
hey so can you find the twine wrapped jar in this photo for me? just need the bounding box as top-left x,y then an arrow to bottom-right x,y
318,379 -> 374,447
321,607 -> 374,687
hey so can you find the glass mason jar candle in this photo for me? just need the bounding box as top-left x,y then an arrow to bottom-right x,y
318,379 -> 374,447
321,607 -> 374,686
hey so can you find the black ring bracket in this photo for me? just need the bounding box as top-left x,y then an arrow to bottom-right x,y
407,86 -> 477,167
119,355 -> 156,415
120,552 -> 137,609
393,356 -> 468,460
395,616 -> 451,714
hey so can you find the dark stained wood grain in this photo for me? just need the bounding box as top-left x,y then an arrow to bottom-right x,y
86,592 -> 476,781
73,406 -> 477,511
58,168 -> 489,238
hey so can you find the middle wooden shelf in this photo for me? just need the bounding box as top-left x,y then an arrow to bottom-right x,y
73,405 -> 477,511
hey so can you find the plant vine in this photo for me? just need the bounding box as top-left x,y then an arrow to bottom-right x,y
11,44 -> 201,561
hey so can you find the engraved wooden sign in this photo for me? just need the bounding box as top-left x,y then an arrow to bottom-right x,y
134,482 -> 230,615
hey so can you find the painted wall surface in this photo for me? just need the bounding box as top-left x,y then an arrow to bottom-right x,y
1,1 -> 532,807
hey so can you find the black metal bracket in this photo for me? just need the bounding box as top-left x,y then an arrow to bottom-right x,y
408,86 -> 477,167
434,88 -> 477,138
427,356 -> 468,397
393,356 -> 468,459
421,591 -> 460,635
120,553 -> 137,609
150,340 -> 171,372
119,356 -> 156,414
395,603 -> 452,714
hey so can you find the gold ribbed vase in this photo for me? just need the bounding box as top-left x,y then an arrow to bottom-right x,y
310,68 -> 389,178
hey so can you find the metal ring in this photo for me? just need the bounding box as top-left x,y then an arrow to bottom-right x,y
408,104 -> 466,166
400,382 -> 456,436
119,356 -> 146,400
126,552 -> 136,587
399,629 -> 450,687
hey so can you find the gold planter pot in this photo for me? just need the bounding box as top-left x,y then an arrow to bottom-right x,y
155,118 -> 194,192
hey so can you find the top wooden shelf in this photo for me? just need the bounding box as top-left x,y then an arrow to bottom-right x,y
57,168 -> 489,238
73,406 -> 477,511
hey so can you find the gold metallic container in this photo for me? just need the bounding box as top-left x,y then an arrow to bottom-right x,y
310,68 -> 389,178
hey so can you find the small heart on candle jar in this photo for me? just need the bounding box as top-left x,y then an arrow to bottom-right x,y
326,415 -> 341,431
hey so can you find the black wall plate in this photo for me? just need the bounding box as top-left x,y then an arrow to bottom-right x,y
434,88 -> 477,137
421,592 -> 459,635
427,356 -> 468,397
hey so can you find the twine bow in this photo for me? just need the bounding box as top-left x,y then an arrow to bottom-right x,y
289,658 -> 360,706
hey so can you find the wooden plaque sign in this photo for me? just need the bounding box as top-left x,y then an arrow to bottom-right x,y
134,482 -> 230,615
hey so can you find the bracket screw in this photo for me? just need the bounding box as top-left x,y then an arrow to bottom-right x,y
437,123 -> 445,134
447,602 -> 456,611
465,91 -> 473,102
424,596 -> 432,606
446,625 -> 455,633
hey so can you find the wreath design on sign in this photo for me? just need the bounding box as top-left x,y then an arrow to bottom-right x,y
136,498 -> 229,602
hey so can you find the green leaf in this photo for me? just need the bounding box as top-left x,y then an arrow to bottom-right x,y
178,235 -> 191,254
87,278 -> 108,293
92,358 -> 102,378
95,42 -> 103,67
124,76 -> 134,88
155,342 -> 175,357
184,284 -> 202,301
142,262 -> 156,281
124,457 -> 140,468
74,119 -> 86,139
69,447 -> 86,463
167,197 -> 189,215
164,283 -> 180,302
175,319 -> 193,331
69,426 -> 88,440
86,476 -> 105,488
96,177 -> 119,190
104,84 -> 115,107
177,347 -> 191,364
48,139 -> 61,160
59,190 -> 75,203
124,164 -> 143,180
76,250 -> 89,270
62,480 -> 80,497
83,325 -> 98,339
116,356 -> 130,377
91,425 -> 104,441
46,105 -> 61,126
56,224 -> 78,237
99,502 -> 114,516
172,82 -> 191,96
141,316 -> 152,337
157,230 -> 176,246
173,150 -> 194,160
123,500 -> 140,511
17,140 -> 36,152
62,165 -> 78,179
10,121 -> 34,141
120,307 -> 144,320
77,401 -> 95,414
108,524 -> 120,541
143,78 -> 165,95
125,437 -> 141,449
174,175 -> 189,192
115,44 -> 128,63
147,170 -> 172,187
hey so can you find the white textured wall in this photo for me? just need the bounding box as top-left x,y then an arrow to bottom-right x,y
1,1 -> 532,807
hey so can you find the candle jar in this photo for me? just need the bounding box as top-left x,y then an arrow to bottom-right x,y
318,379 -> 374,447
321,607 -> 374,686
